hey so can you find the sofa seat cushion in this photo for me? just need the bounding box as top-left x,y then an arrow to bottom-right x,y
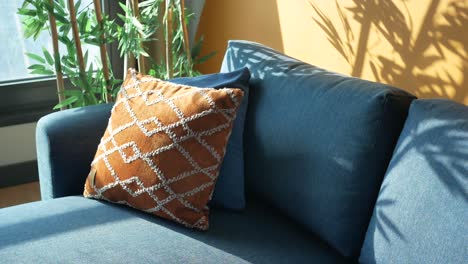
0,196 -> 350,264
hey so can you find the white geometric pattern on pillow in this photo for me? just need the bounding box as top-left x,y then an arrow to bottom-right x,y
84,69 -> 242,229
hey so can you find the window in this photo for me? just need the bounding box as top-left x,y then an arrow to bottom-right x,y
0,1 -> 49,82
0,0 -> 100,83
0,0 -> 122,127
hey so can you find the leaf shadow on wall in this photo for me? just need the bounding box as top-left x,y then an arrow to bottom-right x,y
310,0 -> 468,103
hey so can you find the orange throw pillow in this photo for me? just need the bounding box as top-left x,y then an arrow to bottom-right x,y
84,69 -> 244,230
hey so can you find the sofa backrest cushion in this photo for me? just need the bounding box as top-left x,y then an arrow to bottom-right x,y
360,99 -> 468,263
220,40 -> 416,258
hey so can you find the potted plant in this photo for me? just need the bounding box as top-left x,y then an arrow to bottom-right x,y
18,0 -> 212,110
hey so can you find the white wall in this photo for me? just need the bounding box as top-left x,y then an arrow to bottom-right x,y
0,122 -> 37,166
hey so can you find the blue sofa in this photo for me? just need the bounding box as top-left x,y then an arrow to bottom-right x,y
1,41 -> 466,263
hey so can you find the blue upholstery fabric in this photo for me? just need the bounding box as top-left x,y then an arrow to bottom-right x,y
170,68 -> 251,210
221,40 -> 416,258
360,99 -> 468,264
0,196 -> 349,264
36,103 -> 112,200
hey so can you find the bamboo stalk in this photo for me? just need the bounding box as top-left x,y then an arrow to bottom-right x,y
131,0 -> 146,74
165,0 -> 173,78
178,0 -> 192,69
67,0 -> 87,89
93,0 -> 112,103
124,0 -> 135,79
48,0 -> 66,110
123,54 -> 135,79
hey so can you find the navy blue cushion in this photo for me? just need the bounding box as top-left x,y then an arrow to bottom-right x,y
169,68 -> 251,210
221,40 -> 416,258
0,196 -> 349,263
360,99 -> 468,263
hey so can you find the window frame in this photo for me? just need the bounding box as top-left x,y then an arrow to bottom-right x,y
0,0 -> 123,127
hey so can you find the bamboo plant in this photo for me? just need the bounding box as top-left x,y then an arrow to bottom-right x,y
123,0 -> 214,79
18,0 -> 213,110
46,0 -> 66,110
19,0 -> 120,109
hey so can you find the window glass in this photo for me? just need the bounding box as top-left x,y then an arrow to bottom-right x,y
0,0 -> 98,83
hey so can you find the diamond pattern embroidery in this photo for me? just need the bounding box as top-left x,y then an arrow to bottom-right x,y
84,69 -> 243,230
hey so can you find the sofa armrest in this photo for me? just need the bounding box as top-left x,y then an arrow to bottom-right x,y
36,103 -> 113,200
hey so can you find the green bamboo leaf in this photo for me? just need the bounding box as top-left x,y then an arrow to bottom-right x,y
118,2 -> 130,14
42,1 -> 53,13
87,64 -> 94,84
70,75 -> 83,88
59,24 -> 71,35
30,68 -> 54,75
78,12 -> 87,33
27,64 -> 46,70
84,38 -> 99,46
195,51 -> 216,64
139,49 -> 150,57
112,79 -> 122,86
117,13 -> 126,22
139,0 -> 155,7
62,65 -> 75,77
42,48 -> 54,65
54,2 -> 66,16
83,50 -> 89,67
131,17 -> 144,32
20,0 -> 31,9
53,96 -> 78,110
75,0 -> 82,13
58,34 -> 70,44
54,13 -> 68,24
191,38 -> 203,58
17,8 -> 37,16
26,52 -> 45,63
63,89 -> 83,97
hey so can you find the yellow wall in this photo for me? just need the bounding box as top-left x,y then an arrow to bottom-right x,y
196,0 -> 467,104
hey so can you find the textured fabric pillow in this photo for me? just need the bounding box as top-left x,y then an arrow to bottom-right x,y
83,69 -> 244,230
169,68 -> 250,210
360,99 -> 468,263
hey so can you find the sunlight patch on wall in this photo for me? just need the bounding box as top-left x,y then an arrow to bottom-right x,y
310,0 -> 467,104
196,0 -> 467,104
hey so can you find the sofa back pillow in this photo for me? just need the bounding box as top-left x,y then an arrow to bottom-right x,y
221,40 -> 416,258
169,68 -> 251,210
84,69 -> 244,230
360,99 -> 468,263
